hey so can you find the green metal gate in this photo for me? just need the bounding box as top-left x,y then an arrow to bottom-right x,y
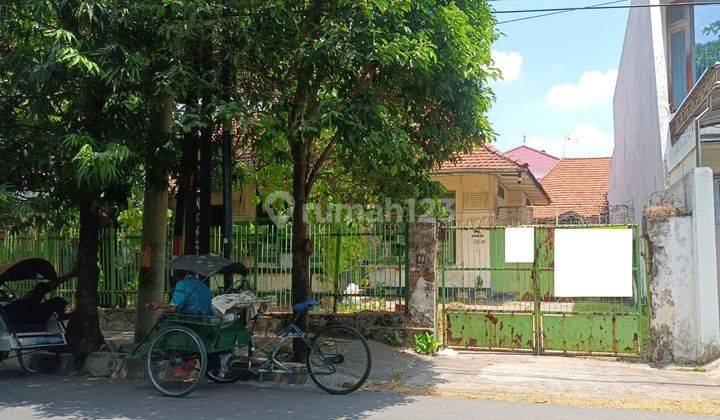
439,223 -> 650,356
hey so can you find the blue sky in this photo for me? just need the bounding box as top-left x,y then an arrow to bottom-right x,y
488,1 -> 629,157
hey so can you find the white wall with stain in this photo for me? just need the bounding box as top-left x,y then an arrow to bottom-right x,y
647,169 -> 720,362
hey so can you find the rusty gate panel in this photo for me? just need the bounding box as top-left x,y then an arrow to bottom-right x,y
445,311 -> 535,351
541,314 -> 640,355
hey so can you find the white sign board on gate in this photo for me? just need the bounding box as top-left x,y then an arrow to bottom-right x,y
504,227 -> 535,263
554,228 -> 633,297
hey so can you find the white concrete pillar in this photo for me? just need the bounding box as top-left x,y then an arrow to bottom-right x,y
690,167 -> 720,351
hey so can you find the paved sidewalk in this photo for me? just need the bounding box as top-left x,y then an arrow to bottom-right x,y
400,351 -> 720,399
363,345 -> 720,415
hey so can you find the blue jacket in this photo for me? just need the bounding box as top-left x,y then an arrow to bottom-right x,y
170,276 -> 213,316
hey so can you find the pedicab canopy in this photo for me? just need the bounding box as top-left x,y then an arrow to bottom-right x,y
0,258 -> 57,285
169,254 -> 248,278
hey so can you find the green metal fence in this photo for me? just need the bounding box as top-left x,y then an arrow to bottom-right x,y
0,223 -> 408,313
209,223 -> 408,313
0,228 -> 143,307
439,223 -> 651,356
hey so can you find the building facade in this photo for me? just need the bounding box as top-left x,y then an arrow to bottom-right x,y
610,0 -> 720,362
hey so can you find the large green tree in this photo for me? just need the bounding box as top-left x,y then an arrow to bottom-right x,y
0,1 -> 140,360
237,0 -> 498,350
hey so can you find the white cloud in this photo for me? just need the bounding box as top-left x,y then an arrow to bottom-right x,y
491,50 -> 523,82
524,123 -> 613,158
545,69 -> 618,110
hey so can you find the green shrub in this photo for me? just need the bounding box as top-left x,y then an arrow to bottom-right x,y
363,327 -> 373,339
387,330 -> 403,347
414,332 -> 440,355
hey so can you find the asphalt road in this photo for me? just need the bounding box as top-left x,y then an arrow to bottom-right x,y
0,371 -> 713,420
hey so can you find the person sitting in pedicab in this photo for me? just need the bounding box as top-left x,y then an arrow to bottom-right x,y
146,270 -> 213,316
146,270 -> 213,379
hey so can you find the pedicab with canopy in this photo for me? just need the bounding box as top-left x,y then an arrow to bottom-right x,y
132,254 -> 371,397
0,258 -> 70,373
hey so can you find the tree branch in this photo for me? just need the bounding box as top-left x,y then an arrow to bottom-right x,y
303,65 -> 379,193
306,129 -> 341,192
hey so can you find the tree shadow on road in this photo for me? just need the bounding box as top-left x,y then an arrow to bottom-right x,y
0,342 -> 444,420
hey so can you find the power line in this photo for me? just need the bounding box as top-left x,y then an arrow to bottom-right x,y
498,0 -> 625,25
496,1 -> 720,14
496,0 -> 720,25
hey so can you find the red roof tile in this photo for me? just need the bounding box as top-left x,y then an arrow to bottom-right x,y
438,145 -> 527,172
505,145 -> 560,180
534,157 -> 612,219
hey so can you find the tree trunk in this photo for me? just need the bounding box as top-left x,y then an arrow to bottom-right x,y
198,122 -> 212,254
172,180 -> 185,259
170,129 -> 191,290
183,129 -> 199,256
134,95 -> 172,342
221,129 -> 233,290
67,201 -> 104,364
173,149 -> 188,258
291,144 -> 312,360
172,111 -> 198,259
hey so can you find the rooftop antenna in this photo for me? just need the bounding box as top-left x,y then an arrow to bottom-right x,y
563,134 -> 579,158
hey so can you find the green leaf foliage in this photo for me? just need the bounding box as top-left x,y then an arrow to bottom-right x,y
414,332 -> 441,355
238,0 -> 498,206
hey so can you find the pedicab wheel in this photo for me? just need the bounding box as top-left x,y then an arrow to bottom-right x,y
146,325 -> 207,397
306,324 -> 371,395
17,348 -> 61,373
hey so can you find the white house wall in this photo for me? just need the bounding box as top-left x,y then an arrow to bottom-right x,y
609,0 -> 671,220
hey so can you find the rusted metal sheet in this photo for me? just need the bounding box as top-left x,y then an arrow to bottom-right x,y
534,227 -> 554,300
541,314 -> 639,355
445,311 -> 535,350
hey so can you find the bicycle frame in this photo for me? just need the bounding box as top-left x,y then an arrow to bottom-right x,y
233,311 -> 337,377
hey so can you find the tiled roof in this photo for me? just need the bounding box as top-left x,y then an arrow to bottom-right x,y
505,145 -> 560,180
437,145 -> 551,205
534,157 -> 612,219
437,145 -> 527,172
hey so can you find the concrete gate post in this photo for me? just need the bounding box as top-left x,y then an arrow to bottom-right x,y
645,167 -> 720,363
407,220 -> 437,329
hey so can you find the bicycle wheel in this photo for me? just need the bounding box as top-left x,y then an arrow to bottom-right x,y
146,325 -> 207,397
17,348 -> 60,373
306,324 -> 371,395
